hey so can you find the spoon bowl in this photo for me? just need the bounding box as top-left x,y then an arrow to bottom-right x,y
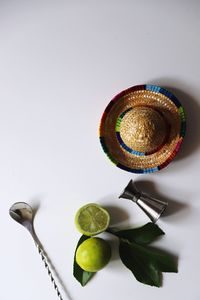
9,202 -> 33,225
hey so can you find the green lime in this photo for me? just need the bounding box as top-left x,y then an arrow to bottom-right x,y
75,203 -> 110,236
76,237 -> 111,272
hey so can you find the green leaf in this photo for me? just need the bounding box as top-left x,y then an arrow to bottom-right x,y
119,240 -> 177,287
112,223 -> 165,245
119,240 -> 161,287
115,223 -> 177,287
73,235 -> 95,286
141,246 -> 178,273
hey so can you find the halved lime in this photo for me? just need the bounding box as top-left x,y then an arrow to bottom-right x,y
75,203 -> 110,236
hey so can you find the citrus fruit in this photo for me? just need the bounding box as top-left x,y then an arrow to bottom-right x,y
75,203 -> 110,236
76,237 -> 111,272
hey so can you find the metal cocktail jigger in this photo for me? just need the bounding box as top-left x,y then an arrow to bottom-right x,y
119,180 -> 168,223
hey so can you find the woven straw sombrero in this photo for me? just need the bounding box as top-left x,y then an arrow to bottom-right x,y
99,85 -> 186,173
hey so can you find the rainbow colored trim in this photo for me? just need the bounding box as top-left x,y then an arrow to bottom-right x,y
99,84 -> 186,174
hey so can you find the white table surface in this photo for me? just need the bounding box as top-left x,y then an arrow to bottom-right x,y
1,1 -> 200,299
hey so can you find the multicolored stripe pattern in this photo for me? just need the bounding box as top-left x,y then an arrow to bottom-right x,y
99,84 -> 186,174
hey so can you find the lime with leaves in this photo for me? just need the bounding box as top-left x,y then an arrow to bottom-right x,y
75,203 -> 110,236
76,237 -> 111,272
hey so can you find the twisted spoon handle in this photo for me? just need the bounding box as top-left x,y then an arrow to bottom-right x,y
35,242 -> 64,300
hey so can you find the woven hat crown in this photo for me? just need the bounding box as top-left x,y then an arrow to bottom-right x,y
120,107 -> 167,153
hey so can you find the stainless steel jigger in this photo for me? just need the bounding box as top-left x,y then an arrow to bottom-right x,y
9,202 -> 65,300
119,180 -> 168,222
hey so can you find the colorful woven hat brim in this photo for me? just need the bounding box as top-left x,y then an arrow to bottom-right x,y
99,84 -> 186,174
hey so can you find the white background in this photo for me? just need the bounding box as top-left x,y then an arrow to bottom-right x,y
1,1 -> 200,299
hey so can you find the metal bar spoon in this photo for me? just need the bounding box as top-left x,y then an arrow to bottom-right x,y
9,202 -> 67,300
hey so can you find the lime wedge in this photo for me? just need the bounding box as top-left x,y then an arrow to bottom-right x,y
75,203 -> 110,236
